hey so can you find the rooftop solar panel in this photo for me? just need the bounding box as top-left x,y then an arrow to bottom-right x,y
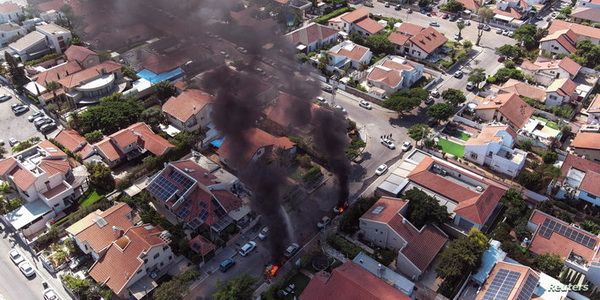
516,274 -> 538,300
169,169 -> 195,190
482,269 -> 520,300
538,217 -> 597,249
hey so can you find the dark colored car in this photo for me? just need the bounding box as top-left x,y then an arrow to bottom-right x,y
219,258 -> 236,272
39,122 -> 57,133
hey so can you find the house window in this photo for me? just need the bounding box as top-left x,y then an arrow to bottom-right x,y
84,244 -> 88,251
470,153 -> 478,160
144,258 -> 148,264
153,253 -> 160,259
549,95 -> 557,100
588,193 -> 598,199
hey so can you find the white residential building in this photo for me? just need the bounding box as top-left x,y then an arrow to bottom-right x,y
9,23 -> 72,62
520,57 -> 582,87
0,2 -> 23,24
285,23 -> 339,53
366,55 -> 424,97
464,125 -> 527,177
0,22 -> 25,47
326,40 -> 372,72
517,117 -> 562,149
162,89 -> 214,132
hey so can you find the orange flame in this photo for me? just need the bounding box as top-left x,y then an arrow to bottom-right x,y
270,265 -> 279,276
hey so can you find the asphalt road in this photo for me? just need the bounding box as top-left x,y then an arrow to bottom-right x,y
0,227 -> 72,300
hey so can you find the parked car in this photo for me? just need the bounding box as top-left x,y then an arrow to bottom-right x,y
258,227 -> 269,240
375,164 -> 388,176
464,20 -> 471,25
442,13 -> 449,19
430,89 -> 440,98
9,249 -> 24,265
496,28 -> 503,34
449,15 -> 457,21
395,4 -> 401,10
13,105 -> 29,115
10,103 -> 22,111
381,138 -> 396,150
18,261 -> 35,277
508,31 -> 514,37
453,70 -> 464,78
425,96 -> 435,105
483,24 -> 491,31
334,104 -> 347,113
316,96 -> 326,104
322,85 -> 333,93
317,216 -> 331,229
407,8 -> 413,13
8,138 -> 18,147
429,21 -> 440,27
359,100 -> 372,109
43,288 -> 60,300
39,122 -> 57,133
284,243 -> 300,258
34,117 -> 53,128
239,241 -> 257,257
384,1 -> 390,7
457,17 -> 464,23
477,23 -> 484,29
466,81 -> 475,91
364,1 -> 374,7
219,258 -> 236,272
0,95 -> 11,102
502,29 -> 510,36
28,111 -> 44,122
401,141 -> 412,152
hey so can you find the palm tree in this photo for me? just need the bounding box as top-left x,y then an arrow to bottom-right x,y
476,7 -> 495,46
457,21 -> 466,40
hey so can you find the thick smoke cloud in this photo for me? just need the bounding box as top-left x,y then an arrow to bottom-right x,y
65,0 -> 350,261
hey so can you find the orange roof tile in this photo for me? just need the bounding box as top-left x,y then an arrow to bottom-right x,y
162,89 -> 213,123
89,225 -> 167,295
286,23 -> 339,47
9,166 -> 36,191
64,45 -> 98,65
541,29 -> 577,53
547,78 -> 577,97
548,20 -> 600,40
218,128 -> 295,166
458,0 -> 481,11
35,61 -> 83,88
0,158 -> 17,176
39,159 -> 71,176
580,171 -> 600,197
0,2 -> 21,13
355,18 -> 384,34
95,137 -> 123,162
571,7 -> 600,22
396,23 -> 425,36
57,60 -> 121,89
560,154 -> 600,178
340,7 -> 369,23
493,7 -> 523,19
329,41 -> 370,62
476,261 -> 539,300
588,94 -> 600,113
300,261 -> 411,300
466,125 -> 509,145
499,79 -> 546,102
189,234 -> 216,256
572,131 -> 600,150
388,31 -> 411,46
71,203 -> 133,253
38,140 -> 67,158
409,27 -> 447,54
54,129 -> 88,153
476,93 -> 534,128
558,56 -> 582,76
43,182 -> 69,199
95,122 -> 174,162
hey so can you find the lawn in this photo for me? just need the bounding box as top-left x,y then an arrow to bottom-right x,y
80,191 -> 102,208
438,138 -> 465,157
445,128 -> 471,141
533,116 -> 560,130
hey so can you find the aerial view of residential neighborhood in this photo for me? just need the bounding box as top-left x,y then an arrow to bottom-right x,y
1,0 -> 600,299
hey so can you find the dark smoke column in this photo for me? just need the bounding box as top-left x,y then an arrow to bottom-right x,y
312,109 -> 351,208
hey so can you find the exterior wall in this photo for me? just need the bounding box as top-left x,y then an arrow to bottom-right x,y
396,252 -> 423,280
73,236 -> 95,257
123,245 -> 174,295
572,147 -> 600,162
587,263 -> 600,287
21,210 -> 55,237
474,109 -> 496,123
0,10 -> 23,24
490,151 -> 525,177
0,26 -> 26,47
540,40 -> 572,56
46,31 -> 72,55
453,215 -> 481,231
359,219 -> 406,250
588,112 -> 600,124
578,190 -> 600,205
407,43 -> 429,59
545,92 -> 567,107
464,144 -> 488,165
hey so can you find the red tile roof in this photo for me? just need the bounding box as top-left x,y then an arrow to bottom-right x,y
476,93 -> 534,129
548,20 -> 600,40
528,210 -> 599,262
54,129 -> 88,153
499,79 -> 546,102
408,157 -> 506,225
580,171 -> 600,197
95,122 -> 174,162
541,29 -> 577,53
571,131 -> 600,150
64,45 -> 98,65
0,158 -> 17,176
588,94 -> 600,113
217,128 -> 295,166
355,18 -> 384,34
559,154 -> 600,178
162,89 -> 213,123
89,225 -> 168,295
396,23 -> 425,36
361,197 -> 447,271
43,182 -> 70,199
476,261 -> 539,300
340,7 -> 369,23
189,234 -> 216,256
57,60 -> 121,89
0,2 -> 21,13
39,159 -> 71,177
300,261 -> 411,300
571,7 -> 600,22
493,7 -> 523,19
547,78 -> 577,97
70,203 -> 134,253
329,41 -> 370,62
409,27 -> 448,54
35,61 -> 83,88
95,137 -> 123,162
169,160 -> 217,186
458,0 -> 481,11
211,190 -> 243,212
388,32 -> 411,46
521,56 -> 581,77
9,166 -> 36,191
286,23 -> 339,47
558,56 -> 582,76
367,58 -> 416,89
38,140 -> 67,158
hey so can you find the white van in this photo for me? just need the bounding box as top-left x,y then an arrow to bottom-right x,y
239,241 -> 257,256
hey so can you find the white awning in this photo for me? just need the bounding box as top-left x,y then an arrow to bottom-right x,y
4,200 -> 51,230
494,14 -> 514,22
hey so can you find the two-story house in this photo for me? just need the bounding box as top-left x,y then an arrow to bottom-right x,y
88,224 -> 174,298
217,128 -> 296,169
0,2 -> 23,24
0,23 -> 25,47
285,23 -> 339,53
520,57 -> 581,87
65,202 -> 134,260
545,78 -> 578,106
56,60 -> 124,105
464,124 -> 527,177
9,23 -> 72,62
162,89 -> 213,132
0,140 -> 78,237
570,131 -> 600,162
366,55 -> 424,97
473,93 -> 535,131
326,40 -> 372,72
359,196 -> 448,280
388,23 -> 448,60
586,94 -> 600,124
64,45 -> 100,68
555,154 -> 600,204
539,28 -> 578,55
93,122 -> 174,168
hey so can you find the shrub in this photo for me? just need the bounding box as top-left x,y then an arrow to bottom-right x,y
84,130 -> 103,143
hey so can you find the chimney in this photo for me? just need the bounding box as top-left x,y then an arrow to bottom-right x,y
112,226 -> 124,238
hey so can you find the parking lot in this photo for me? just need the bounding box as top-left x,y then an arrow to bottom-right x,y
0,86 -> 59,154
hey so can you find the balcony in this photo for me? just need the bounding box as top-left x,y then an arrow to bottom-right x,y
566,251 -> 590,273
41,181 -> 74,204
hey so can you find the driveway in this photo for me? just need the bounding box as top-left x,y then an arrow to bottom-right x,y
0,86 -> 60,154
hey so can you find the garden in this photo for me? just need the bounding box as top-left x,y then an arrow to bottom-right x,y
437,138 -> 465,157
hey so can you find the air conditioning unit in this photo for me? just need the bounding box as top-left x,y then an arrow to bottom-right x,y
581,124 -> 600,132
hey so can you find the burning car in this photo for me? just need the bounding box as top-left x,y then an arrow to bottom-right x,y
333,202 -> 349,215
265,264 -> 280,279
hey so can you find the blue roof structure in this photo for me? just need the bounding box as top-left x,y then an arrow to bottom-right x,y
472,240 -> 507,285
210,138 -> 224,148
136,67 -> 184,84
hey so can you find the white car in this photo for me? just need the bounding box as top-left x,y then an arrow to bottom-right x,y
381,138 -> 395,149
502,30 -> 510,36
28,111 -> 45,122
9,249 -> 24,265
375,164 -> 388,176
359,100 -> 372,110
316,96 -> 327,104
284,243 -> 300,258
430,90 -> 440,98
317,216 -> 331,229
43,288 -> 60,300
258,227 -> 269,240
239,241 -> 257,256
334,104 -> 347,113
401,141 -> 412,152
453,70 -> 463,78
466,81 -> 475,91
18,261 -> 35,277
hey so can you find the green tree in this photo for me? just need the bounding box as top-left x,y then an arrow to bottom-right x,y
364,33 -> 395,55
141,106 -> 166,129
581,220 -> 600,235
213,274 -> 257,300
535,253 -> 564,277
86,162 -> 115,194
4,52 -> 28,92
468,68 -> 486,88
427,102 -> 454,121
121,65 -> 140,80
155,81 -> 177,100
408,123 -> 431,141
441,88 -> 466,106
476,7 -> 494,45
77,93 -> 143,135
171,131 -> 200,150
441,0 -> 465,13
514,24 -> 547,50
436,228 -> 488,279
496,44 -> 524,61
501,188 -> 529,226
404,188 -> 450,228
154,269 -> 200,300
541,150 -> 558,164
456,21 -> 466,40
84,130 -> 103,143
382,88 -> 427,114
